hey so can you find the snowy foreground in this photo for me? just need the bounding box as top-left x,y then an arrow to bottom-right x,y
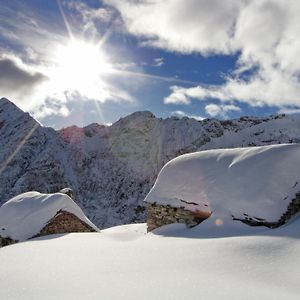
1,221 -> 300,300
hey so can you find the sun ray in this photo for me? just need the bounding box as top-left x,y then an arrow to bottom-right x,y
93,100 -> 108,126
111,69 -> 200,86
56,0 -> 73,40
0,123 -> 40,176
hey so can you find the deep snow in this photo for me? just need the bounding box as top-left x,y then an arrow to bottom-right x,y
0,221 -> 300,299
145,144 -> 300,224
0,191 -> 99,241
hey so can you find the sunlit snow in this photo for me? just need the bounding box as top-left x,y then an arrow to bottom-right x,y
0,222 -> 300,299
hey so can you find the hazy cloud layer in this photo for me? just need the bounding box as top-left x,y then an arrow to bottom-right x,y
106,0 -> 300,109
0,56 -> 47,102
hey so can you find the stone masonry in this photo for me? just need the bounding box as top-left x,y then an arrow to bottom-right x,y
147,190 -> 300,232
147,203 -> 211,232
0,210 -> 96,248
232,191 -> 300,228
35,210 -> 97,237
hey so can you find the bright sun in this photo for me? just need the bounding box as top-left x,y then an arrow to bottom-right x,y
50,39 -> 112,98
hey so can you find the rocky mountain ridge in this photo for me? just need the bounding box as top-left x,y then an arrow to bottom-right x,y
1,97 -> 300,228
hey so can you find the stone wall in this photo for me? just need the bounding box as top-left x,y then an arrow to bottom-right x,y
232,191 -> 300,228
147,203 -> 211,232
36,210 -> 96,237
0,210 -> 97,248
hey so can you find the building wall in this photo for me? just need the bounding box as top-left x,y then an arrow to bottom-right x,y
0,211 -> 96,248
37,210 -> 96,237
233,191 -> 300,228
147,203 -> 210,232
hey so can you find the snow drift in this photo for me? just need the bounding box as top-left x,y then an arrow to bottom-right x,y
0,191 -> 99,241
145,144 -> 300,225
1,222 -> 300,300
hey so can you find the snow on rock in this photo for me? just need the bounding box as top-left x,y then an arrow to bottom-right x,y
0,191 -> 99,241
145,144 -> 300,225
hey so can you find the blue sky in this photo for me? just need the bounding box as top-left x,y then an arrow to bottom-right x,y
0,0 -> 300,128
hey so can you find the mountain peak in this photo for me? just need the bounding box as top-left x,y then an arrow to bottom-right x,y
0,97 -> 24,114
0,97 -> 39,135
113,111 -> 156,128
0,97 -> 15,107
128,111 -> 156,119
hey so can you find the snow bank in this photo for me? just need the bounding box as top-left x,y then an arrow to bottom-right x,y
0,192 -> 99,241
1,222 -> 300,299
145,144 -> 300,223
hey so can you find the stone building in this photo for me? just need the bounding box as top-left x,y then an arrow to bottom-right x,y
144,144 -> 300,232
0,191 -> 99,247
34,210 -> 97,237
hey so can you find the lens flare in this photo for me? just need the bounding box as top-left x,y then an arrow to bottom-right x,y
215,218 -> 224,227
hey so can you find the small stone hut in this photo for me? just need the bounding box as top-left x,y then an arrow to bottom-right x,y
0,191 -> 99,247
144,144 -> 300,232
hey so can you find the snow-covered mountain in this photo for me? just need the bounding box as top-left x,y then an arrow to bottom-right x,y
1,97 -> 300,228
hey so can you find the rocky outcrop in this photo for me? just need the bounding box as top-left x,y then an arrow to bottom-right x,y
147,203 -> 211,231
0,237 -> 16,247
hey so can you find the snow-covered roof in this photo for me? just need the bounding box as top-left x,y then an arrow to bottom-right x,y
144,144 -> 300,222
0,192 -> 99,241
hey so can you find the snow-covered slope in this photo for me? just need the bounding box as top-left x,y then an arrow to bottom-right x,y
0,222 -> 300,299
0,192 -> 99,241
0,98 -> 73,201
1,97 -> 300,228
145,144 -> 300,225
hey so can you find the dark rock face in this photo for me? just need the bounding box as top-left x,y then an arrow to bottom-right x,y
0,236 -> 16,247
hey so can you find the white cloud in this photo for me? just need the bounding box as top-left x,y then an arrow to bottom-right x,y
171,110 -> 204,121
106,0 -> 300,109
105,0 -> 242,54
205,104 -> 241,118
63,1 -> 116,39
164,86 -> 191,104
277,107 -> 300,115
153,57 -> 164,67
33,98 -> 70,119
